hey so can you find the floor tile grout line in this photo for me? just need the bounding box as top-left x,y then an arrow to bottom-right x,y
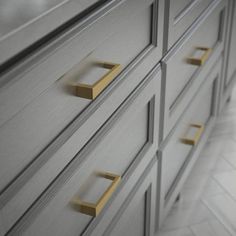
211,174 -> 236,202
207,218 -> 234,236
201,197 -> 235,236
219,155 -> 236,170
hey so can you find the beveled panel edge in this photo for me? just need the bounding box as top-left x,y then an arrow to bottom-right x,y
173,0 -> 200,25
6,64 -> 161,235
0,0 -> 154,89
0,0 -> 123,82
161,116 -> 216,222
85,156 -> 157,236
159,56 -> 222,151
162,0 -> 223,63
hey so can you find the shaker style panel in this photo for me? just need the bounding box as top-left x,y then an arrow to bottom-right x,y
88,158 -> 158,236
0,0 -> 112,65
162,0 -> 226,139
225,0 -> 236,87
0,0 -> 164,128
165,0 -> 213,50
0,0 -> 164,211
3,67 -> 161,235
159,58 -> 221,223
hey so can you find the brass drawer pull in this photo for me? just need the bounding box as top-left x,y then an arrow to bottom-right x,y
73,172 -> 121,217
187,47 -> 212,66
181,124 -> 204,146
75,62 -> 121,100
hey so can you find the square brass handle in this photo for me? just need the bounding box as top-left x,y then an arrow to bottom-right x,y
75,62 -> 121,100
187,47 -> 212,66
73,172 -> 121,217
180,124 -> 204,146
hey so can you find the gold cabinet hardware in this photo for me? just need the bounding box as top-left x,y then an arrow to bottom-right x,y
75,62 -> 121,100
73,172 -> 121,217
187,47 -> 212,66
180,124 -> 204,146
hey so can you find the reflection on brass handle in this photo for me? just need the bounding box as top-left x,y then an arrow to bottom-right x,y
187,47 -> 212,66
73,172 -> 121,217
181,124 -> 204,146
75,62 -> 121,100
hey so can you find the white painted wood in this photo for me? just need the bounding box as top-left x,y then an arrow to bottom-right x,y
0,4 -> 152,193
0,0 -> 156,128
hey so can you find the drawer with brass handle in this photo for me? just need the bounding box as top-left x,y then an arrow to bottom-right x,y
4,66 -> 161,235
161,0 -> 227,140
0,0 -> 164,228
0,0 -> 164,127
72,172 -> 121,217
165,0 -> 214,51
87,157 -> 158,236
158,58 -> 221,226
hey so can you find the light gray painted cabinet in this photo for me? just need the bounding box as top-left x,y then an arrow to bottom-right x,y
4,63 -> 161,235
164,0 -> 214,51
0,0 -> 236,235
0,0 -> 112,65
220,0 -> 236,108
87,157 -> 158,236
0,0 -> 164,200
161,0 -> 227,140
159,57 -> 221,226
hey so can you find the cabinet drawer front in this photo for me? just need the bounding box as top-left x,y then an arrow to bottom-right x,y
0,0 -> 163,128
4,67 -> 161,235
225,0 -> 236,87
88,157 -> 158,236
161,58 -> 221,211
0,0 -> 164,206
166,0 -> 213,50
162,0 -> 226,139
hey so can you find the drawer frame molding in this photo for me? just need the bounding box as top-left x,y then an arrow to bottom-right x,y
158,58 -> 222,227
6,65 -> 161,235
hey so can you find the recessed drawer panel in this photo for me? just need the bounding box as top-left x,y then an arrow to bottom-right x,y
166,0 -> 214,50
225,0 -> 236,87
161,58 -> 221,203
2,66 -> 161,235
162,0 -> 227,139
88,157 -> 158,236
0,0 -> 164,207
0,0 -> 164,128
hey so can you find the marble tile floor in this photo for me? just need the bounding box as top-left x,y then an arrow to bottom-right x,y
157,88 -> 236,236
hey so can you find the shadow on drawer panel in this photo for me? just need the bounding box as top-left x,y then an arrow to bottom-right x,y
2,65 -> 161,235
